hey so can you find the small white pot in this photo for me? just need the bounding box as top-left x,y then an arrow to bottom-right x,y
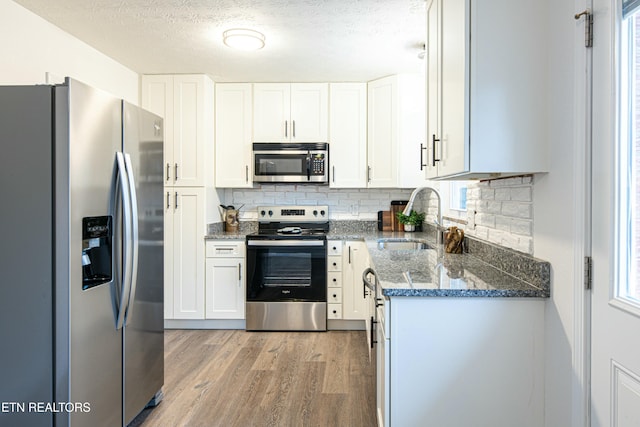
404,224 -> 415,232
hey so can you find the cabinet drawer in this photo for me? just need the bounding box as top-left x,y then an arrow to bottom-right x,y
206,240 -> 245,258
327,272 -> 342,288
328,256 -> 342,272
328,288 -> 342,303
328,240 -> 343,256
328,304 -> 342,319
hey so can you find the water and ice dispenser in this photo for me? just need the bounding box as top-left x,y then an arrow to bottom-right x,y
82,216 -> 112,290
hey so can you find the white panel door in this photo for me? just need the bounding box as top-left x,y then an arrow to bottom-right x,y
591,0 -> 640,425
171,187 -> 205,319
329,83 -> 367,188
290,83 -> 328,142
215,83 -> 253,187
205,258 -> 245,319
253,83 -> 290,142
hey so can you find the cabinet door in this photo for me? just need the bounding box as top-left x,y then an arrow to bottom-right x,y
215,83 -> 253,187
205,258 -> 245,319
253,83 -> 291,142
170,187 -> 205,319
425,0 -> 439,179
367,76 -> 398,187
290,83 -> 328,142
342,241 -> 369,320
438,0 -> 468,177
141,75 -> 174,183
172,75 -> 212,186
329,83 -> 367,188
163,190 -> 174,318
396,75 -> 426,187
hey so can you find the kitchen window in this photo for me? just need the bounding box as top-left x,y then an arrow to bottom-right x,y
617,2 -> 640,307
449,181 -> 468,211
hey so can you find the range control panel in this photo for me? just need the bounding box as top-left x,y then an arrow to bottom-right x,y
257,205 -> 329,222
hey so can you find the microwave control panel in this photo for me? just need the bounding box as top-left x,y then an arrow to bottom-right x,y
311,154 -> 325,175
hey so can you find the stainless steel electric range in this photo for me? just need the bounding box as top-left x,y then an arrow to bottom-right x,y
245,205 -> 329,331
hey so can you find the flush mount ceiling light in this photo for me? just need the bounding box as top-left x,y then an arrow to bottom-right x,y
223,28 -> 265,51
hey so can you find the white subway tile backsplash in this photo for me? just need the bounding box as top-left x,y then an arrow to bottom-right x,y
464,175 -> 535,254
501,201 -> 532,219
224,176 -> 536,254
511,187 -> 532,202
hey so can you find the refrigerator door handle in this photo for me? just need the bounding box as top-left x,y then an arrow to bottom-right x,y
123,153 -> 139,325
115,152 -> 133,330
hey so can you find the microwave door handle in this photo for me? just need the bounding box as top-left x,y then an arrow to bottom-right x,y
306,151 -> 311,181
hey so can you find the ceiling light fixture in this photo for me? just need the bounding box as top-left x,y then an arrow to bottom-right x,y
223,28 -> 265,51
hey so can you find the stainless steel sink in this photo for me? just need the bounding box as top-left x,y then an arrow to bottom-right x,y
377,240 -> 432,250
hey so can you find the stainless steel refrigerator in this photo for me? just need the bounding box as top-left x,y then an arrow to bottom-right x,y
0,78 -> 164,427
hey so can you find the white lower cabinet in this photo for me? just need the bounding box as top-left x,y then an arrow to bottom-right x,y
164,187 -> 205,319
342,241 -> 369,320
327,240 -> 343,320
376,296 -> 544,427
205,241 -> 245,319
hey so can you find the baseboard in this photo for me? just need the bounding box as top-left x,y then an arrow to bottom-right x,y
164,319 -> 246,329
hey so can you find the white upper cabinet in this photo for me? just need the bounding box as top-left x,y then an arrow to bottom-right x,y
141,74 -> 213,187
396,74 -> 426,188
253,83 -> 328,143
367,76 -> 397,188
425,0 -> 547,179
368,75 -> 425,188
215,83 -> 253,188
329,83 -> 367,188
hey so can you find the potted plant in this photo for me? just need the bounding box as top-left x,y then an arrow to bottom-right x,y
395,210 -> 426,232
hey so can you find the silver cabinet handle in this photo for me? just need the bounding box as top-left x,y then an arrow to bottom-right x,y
238,263 -> 242,283
166,163 -> 170,181
332,166 -> 335,183
420,143 -> 428,171
367,166 -> 372,183
292,120 -> 296,138
245,165 -> 249,183
174,163 -> 178,181
285,120 -> 288,138
175,192 -> 178,209
166,191 -> 170,209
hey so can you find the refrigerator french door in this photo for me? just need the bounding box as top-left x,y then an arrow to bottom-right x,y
0,78 -> 163,427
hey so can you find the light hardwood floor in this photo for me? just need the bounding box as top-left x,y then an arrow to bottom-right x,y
130,329 -> 377,427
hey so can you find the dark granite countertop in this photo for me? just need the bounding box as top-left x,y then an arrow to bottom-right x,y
205,221 -> 551,299
360,234 -> 550,298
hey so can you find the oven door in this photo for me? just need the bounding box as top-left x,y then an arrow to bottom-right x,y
253,145 -> 328,183
246,239 -> 327,301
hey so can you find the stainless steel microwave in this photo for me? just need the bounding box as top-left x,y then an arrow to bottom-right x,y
253,143 -> 329,184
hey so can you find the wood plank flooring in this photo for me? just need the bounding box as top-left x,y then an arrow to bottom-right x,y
130,330 -> 377,427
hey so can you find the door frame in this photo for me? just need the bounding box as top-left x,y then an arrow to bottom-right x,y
573,0 -> 594,426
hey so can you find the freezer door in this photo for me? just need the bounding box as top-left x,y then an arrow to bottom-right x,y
60,79 -> 124,427
0,85 -> 55,427
122,102 -> 164,425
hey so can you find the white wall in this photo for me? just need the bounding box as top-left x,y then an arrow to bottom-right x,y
0,0 -> 138,103
535,0 -> 580,425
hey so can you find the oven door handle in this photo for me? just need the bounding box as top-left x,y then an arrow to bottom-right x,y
247,240 -> 326,247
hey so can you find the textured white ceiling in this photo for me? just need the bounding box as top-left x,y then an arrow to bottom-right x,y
14,0 -> 426,82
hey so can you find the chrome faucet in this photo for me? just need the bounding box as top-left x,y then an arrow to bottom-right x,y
403,186 -> 443,243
